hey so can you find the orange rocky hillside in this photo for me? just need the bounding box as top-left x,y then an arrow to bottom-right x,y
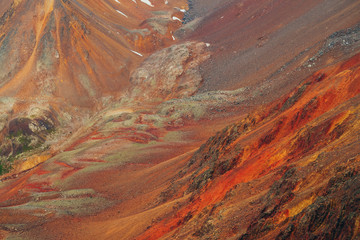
0,0 -> 186,105
0,0 -> 360,239
0,0 -> 187,173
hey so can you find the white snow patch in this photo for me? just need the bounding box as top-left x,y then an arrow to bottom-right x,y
164,0 -> 168,4
131,50 -> 143,57
172,35 -> 175,40
179,8 -> 186,13
131,0 -> 137,3
206,43 -> 211,47
115,0 -> 120,3
172,16 -> 182,22
140,0 -> 154,7
116,10 -> 128,18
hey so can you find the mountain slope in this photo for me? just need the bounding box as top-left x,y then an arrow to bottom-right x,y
0,0 -> 187,106
138,52 -> 360,240
0,0 -> 187,175
0,0 -> 360,239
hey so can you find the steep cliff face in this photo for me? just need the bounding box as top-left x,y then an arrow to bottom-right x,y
0,0 -> 360,239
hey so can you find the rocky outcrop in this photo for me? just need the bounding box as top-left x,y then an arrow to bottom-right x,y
276,169 -> 359,240
0,107 -> 57,174
126,41 -> 210,103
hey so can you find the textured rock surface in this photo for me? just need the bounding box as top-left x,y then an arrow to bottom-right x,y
127,41 -> 210,102
0,0 -> 360,239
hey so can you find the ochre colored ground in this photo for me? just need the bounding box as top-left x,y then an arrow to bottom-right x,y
0,0 -> 360,239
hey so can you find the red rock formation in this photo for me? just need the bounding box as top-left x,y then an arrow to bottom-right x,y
0,0 -> 360,239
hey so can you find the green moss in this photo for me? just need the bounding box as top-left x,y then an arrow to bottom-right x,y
1,131 -> 41,175
18,135 -> 33,151
0,164 -> 4,175
0,155 -> 14,175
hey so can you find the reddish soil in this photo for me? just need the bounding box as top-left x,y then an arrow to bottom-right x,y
0,0 -> 360,239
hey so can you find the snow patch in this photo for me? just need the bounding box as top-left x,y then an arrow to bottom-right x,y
116,10 -> 128,18
206,43 -> 211,47
172,35 -> 175,41
140,0 -> 154,7
115,0 -> 120,3
172,16 -> 182,22
131,50 -> 143,57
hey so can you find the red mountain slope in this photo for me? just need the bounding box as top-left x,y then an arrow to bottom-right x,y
0,0 -> 360,239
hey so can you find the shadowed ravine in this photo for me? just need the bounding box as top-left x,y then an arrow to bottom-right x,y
0,0 -> 360,239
